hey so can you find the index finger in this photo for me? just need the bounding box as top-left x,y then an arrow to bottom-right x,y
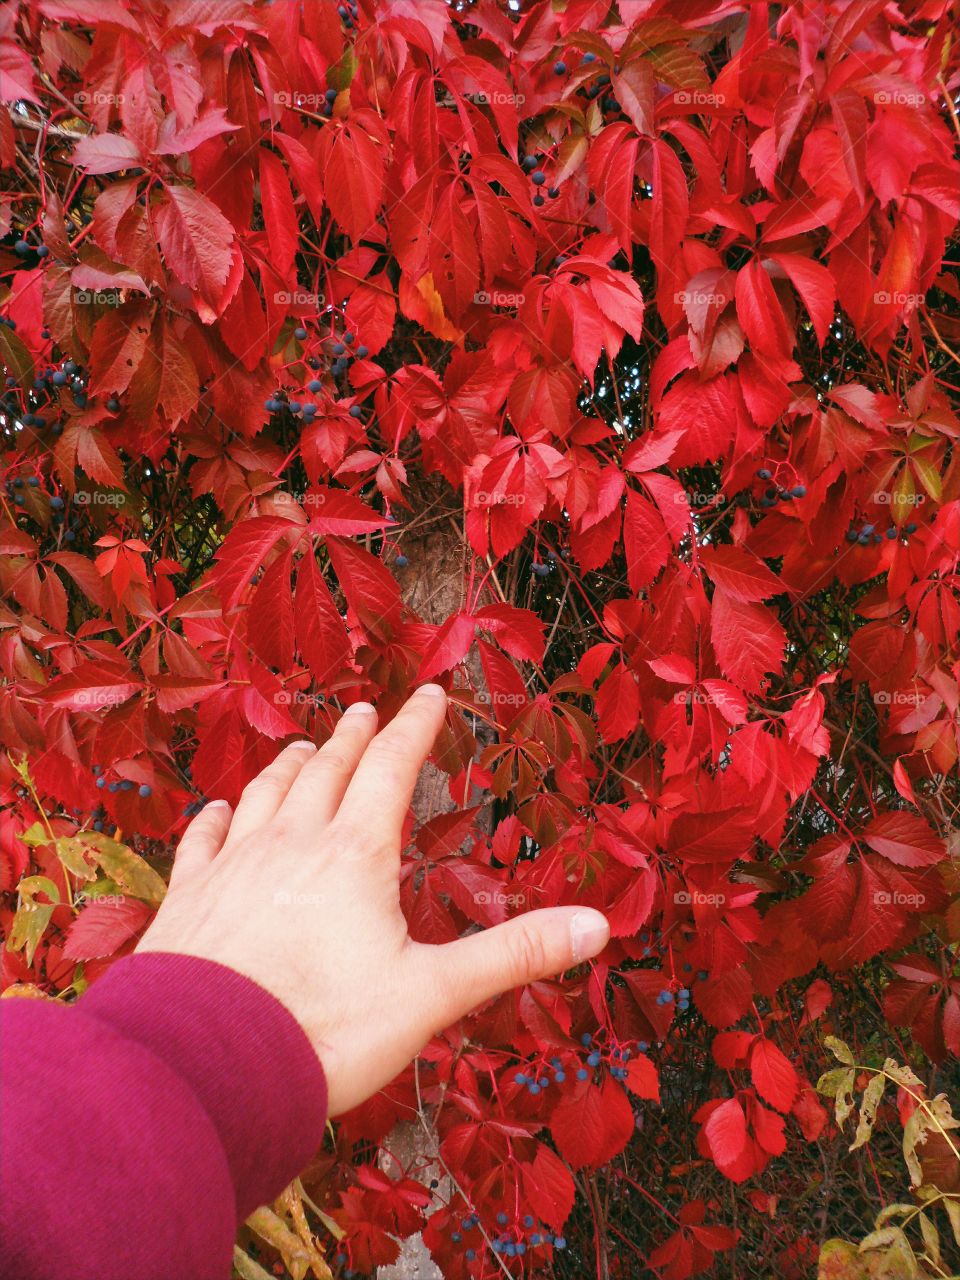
333,683 -> 448,848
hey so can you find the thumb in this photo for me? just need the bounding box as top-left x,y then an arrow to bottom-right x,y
431,907 -> 609,1025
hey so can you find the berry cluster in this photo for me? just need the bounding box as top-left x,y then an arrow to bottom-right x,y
92,765 -> 152,799
846,519 -> 918,545
521,154 -> 560,206
336,0 -> 358,30
264,327 -> 369,422
755,466 -> 806,507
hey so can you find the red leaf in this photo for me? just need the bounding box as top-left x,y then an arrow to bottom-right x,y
860,811 -> 945,867
295,550 -> 352,685
701,1098 -> 748,1172
710,590 -> 787,693
213,516 -> 302,611
624,1053 -> 660,1102
63,896 -> 153,960
700,545 -> 783,603
550,1073 -> 635,1169
154,183 -> 236,307
749,1038 -> 798,1112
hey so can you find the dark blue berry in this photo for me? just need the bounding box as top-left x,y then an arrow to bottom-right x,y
356,344 -> 368,358
791,484 -> 806,497
308,379 -> 323,393
522,155 -> 538,171
289,400 -> 301,413
106,397 -> 121,412
332,342 -> 345,354
451,1232 -> 461,1243
465,1249 -> 475,1261
14,240 -> 30,256
119,779 -> 134,791
548,187 -> 560,198
905,521 -> 918,534
63,361 -> 77,374
349,405 -> 362,418
528,1081 -> 540,1094
496,1212 -> 508,1225
581,1032 -> 592,1045
50,495 -> 64,510
576,1067 -> 588,1080
138,784 -> 152,798
395,554 -> 408,568
37,245 -> 49,259
294,326 -> 307,340
52,370 -> 68,386
587,1050 -> 600,1066
555,1236 -> 567,1249
96,776 -> 106,790
531,170 -> 546,185
554,60 -> 567,74
514,1071 -> 527,1085
757,467 -> 772,479
583,51 -> 596,62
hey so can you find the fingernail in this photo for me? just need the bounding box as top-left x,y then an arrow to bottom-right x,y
570,910 -> 610,965
343,701 -> 377,716
204,799 -> 231,811
287,740 -> 316,750
415,683 -> 447,698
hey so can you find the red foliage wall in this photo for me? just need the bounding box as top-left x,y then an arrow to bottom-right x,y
2,0 -> 959,1275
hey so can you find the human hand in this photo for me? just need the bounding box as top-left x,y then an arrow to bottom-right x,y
137,685 -> 610,1115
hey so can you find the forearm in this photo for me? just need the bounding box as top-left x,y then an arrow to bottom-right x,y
0,954 -> 327,1280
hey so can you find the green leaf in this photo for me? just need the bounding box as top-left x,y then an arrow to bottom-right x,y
10,875 -> 61,966
55,836 -> 98,881
850,1073 -> 886,1151
818,1066 -> 855,1098
232,1247 -> 276,1280
74,833 -> 166,905
824,1035 -> 855,1064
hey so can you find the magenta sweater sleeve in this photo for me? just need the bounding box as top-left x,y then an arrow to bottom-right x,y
0,953 -> 328,1280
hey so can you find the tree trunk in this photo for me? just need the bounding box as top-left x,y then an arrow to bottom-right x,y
377,507 -> 490,1279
